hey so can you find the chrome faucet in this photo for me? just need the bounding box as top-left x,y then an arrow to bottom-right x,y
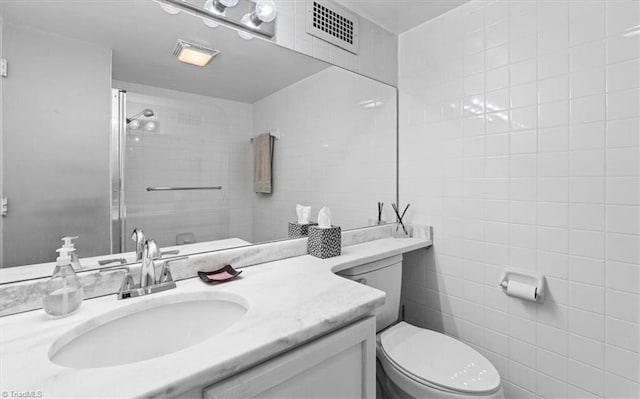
140,239 -> 161,288
131,228 -> 146,261
100,239 -> 188,300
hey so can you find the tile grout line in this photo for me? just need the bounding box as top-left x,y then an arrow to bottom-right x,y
529,0 -> 543,395
602,1 -> 609,394
565,0 -> 573,395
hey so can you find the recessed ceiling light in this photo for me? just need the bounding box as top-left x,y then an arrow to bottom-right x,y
172,39 -> 220,67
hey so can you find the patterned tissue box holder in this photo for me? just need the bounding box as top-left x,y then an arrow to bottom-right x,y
307,225 -> 341,259
288,222 -> 318,239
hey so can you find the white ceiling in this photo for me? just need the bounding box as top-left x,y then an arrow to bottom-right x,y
334,0 -> 470,34
1,0 -> 471,102
1,1 -> 328,103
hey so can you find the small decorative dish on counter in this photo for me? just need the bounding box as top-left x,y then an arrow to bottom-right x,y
197,265 -> 242,284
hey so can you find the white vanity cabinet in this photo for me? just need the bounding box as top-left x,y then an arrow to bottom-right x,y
199,317 -> 376,399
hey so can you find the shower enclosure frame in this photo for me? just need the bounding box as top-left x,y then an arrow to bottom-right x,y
110,88 -> 127,254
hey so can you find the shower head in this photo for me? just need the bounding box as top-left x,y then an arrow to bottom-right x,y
127,108 -> 154,123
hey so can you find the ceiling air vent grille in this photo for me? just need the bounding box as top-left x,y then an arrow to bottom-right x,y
306,0 -> 359,54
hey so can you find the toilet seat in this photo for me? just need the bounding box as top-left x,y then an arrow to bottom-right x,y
378,322 -> 501,396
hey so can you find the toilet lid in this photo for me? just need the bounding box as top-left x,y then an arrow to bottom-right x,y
379,322 -> 501,394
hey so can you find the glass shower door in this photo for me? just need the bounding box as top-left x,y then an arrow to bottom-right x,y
115,88 -> 233,253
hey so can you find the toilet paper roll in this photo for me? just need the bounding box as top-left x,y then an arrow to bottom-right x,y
505,280 -> 538,301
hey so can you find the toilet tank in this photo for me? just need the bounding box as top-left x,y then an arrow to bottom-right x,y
337,255 -> 402,332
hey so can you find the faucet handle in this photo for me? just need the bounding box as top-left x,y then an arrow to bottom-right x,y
100,266 -> 135,293
98,257 -> 127,266
158,256 -> 189,284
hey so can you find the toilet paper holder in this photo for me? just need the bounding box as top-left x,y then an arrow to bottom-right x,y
498,268 -> 546,303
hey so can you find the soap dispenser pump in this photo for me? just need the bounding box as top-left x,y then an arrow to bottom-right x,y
43,247 -> 84,317
61,236 -> 83,271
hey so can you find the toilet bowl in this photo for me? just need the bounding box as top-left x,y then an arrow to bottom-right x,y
376,322 -> 504,399
338,255 -> 504,399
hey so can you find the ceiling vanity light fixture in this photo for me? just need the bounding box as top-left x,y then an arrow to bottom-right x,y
241,0 -> 277,28
237,0 -> 276,40
204,0 -> 240,14
173,39 -> 220,67
153,0 -> 277,38
201,0 -> 239,27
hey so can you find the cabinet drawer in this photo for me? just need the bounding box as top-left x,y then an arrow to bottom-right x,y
203,316 -> 376,399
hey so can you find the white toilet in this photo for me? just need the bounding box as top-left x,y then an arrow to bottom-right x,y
338,255 -> 505,399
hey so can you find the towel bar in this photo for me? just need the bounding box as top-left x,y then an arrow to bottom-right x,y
146,186 -> 222,191
250,131 -> 280,142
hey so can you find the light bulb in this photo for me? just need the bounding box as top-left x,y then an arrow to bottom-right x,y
241,12 -> 259,29
219,0 -> 240,7
128,120 -> 140,129
144,121 -> 156,131
204,0 -> 222,14
204,0 -> 239,14
238,14 -> 257,39
159,3 -> 180,14
202,17 -> 219,28
254,0 -> 277,23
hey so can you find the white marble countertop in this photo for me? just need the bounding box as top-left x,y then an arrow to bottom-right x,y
0,238 -> 252,284
0,237 -> 430,398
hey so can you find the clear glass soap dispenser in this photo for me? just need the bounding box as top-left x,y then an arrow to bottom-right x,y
43,247 -> 84,317
61,236 -> 83,271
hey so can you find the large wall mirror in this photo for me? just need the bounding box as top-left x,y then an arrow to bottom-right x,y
0,0 -> 397,283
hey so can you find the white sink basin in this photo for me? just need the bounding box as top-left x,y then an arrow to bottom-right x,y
49,293 -> 248,368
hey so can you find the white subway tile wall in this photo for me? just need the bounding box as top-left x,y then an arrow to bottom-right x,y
252,66 -> 397,243
399,0 -> 639,397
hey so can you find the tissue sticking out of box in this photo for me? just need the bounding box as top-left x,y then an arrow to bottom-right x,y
318,207 -> 332,228
297,204 -> 311,224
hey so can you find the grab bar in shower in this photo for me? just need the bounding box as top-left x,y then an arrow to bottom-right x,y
146,186 -> 222,192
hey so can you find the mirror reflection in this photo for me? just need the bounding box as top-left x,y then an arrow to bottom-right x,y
0,0 -> 397,281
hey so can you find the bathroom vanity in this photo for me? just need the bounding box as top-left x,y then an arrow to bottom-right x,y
0,237 -> 430,398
